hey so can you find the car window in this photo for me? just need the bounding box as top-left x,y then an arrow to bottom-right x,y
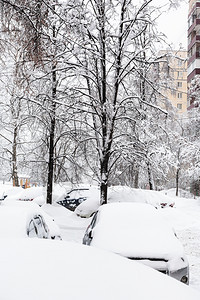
34,216 -> 48,239
27,215 -> 48,239
27,220 -> 38,238
68,189 -> 89,199
90,211 -> 99,229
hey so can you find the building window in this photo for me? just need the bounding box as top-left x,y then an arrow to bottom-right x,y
197,45 -> 200,56
177,71 -> 183,78
170,70 -> 174,78
178,92 -> 183,99
171,89 -> 176,96
177,82 -> 182,88
177,103 -> 182,110
192,14 -> 197,23
178,60 -> 183,67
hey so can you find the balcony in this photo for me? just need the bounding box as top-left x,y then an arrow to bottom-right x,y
187,68 -> 200,82
188,50 -> 200,65
188,34 -> 200,50
189,2 -> 200,18
188,19 -> 200,36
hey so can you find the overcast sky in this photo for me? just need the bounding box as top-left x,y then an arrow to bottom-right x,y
157,1 -> 188,49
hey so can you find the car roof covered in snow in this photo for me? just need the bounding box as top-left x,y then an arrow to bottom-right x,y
0,200 -> 61,239
91,202 -> 185,260
0,201 -> 44,238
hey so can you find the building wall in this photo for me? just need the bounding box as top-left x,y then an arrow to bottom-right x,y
188,0 -> 200,97
159,50 -> 188,114
189,0 -> 200,11
188,0 -> 200,67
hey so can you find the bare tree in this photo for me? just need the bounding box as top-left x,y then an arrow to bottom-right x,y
67,0 -> 172,203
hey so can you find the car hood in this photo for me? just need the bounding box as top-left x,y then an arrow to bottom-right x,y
91,225 -> 185,262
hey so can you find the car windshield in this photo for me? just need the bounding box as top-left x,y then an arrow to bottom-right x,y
68,189 -> 89,199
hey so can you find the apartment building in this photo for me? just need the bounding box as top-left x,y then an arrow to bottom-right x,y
188,0 -> 200,108
159,50 -> 188,114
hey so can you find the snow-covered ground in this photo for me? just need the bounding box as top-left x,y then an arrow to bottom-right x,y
159,195 -> 200,291
43,188 -> 200,292
0,183 -> 200,292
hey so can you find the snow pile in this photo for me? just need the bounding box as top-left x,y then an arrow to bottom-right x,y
0,182 -> 72,206
161,188 -> 197,199
74,185 -> 176,218
0,238 -> 199,300
0,184 -> 23,201
43,203 -> 90,230
159,196 -> 200,230
108,186 -> 175,208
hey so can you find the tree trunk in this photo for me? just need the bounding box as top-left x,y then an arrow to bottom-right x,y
46,20 -> 56,205
100,155 -> 109,205
46,105 -> 56,204
134,169 -> 139,189
99,1 -> 108,205
12,126 -> 19,187
176,168 -> 180,197
147,162 -> 154,190
100,181 -> 108,205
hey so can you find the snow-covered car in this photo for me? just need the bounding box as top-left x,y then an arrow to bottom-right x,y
74,197 -> 100,218
74,187 -> 100,217
108,186 -> 175,208
0,201 -> 61,240
83,202 -> 189,284
17,186 -> 45,204
74,186 -> 176,218
58,186 -> 101,215
0,238 -> 199,300
57,188 -> 90,211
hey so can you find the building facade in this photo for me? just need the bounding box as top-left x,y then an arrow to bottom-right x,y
159,50 -> 188,114
188,0 -> 200,108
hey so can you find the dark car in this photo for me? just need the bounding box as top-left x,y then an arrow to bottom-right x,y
57,188 -> 89,211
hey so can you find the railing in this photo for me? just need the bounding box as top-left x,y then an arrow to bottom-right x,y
188,35 -> 200,50
188,19 -> 200,36
188,51 -> 200,65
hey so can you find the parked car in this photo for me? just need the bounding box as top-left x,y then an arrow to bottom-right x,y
0,238 -> 199,300
74,186 -> 100,217
17,187 -> 45,205
57,188 -> 92,211
108,186 -> 175,208
0,200 -> 61,240
83,202 -> 189,284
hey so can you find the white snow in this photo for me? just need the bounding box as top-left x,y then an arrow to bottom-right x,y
90,203 -> 186,262
0,182 -> 200,297
0,238 -> 199,300
0,199 -> 61,240
74,185 -> 175,218
47,185 -> 200,292
108,185 -> 175,208
74,186 -> 100,217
